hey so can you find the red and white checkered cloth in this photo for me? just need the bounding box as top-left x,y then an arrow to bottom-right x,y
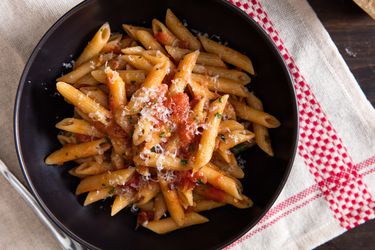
0,0 -> 374,249
226,0 -> 375,249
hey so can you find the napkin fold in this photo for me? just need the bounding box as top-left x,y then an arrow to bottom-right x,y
0,0 -> 374,249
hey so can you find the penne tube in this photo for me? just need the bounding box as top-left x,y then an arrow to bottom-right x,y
76,167 -> 136,195
122,24 -> 153,40
135,30 -> 167,54
56,82 -> 112,126
75,73 -> 100,87
218,130 -> 255,152
194,95 -> 228,171
69,161 -> 111,178
194,184 -> 252,209
75,22 -> 111,67
121,46 -> 145,55
91,69 -> 146,85
154,193 -> 167,221
45,139 -> 110,165
193,200 -> 225,212
136,182 -> 160,205
199,163 -> 242,200
152,19 -> 180,46
199,36 -> 255,75
230,99 -> 280,128
105,67 -> 127,110
219,120 -> 244,134
121,54 -> 153,71
159,178 -> 185,226
191,73 -> 249,97
133,152 -> 191,171
165,9 -> 201,50
170,50 -> 199,94
193,65 -> 251,85
56,118 -> 103,138
84,188 -> 112,206
111,194 -> 135,216
165,46 -> 226,67
246,92 -> 274,156
80,86 -> 108,108
142,62 -> 169,88
143,212 -> 208,234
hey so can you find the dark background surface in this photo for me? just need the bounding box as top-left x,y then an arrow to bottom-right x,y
307,0 -> 375,249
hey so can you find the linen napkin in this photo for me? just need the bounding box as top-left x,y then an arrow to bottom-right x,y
0,0 -> 374,249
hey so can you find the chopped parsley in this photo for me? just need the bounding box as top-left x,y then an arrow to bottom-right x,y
215,113 -> 222,119
151,146 -> 156,153
159,132 -> 166,138
218,97 -> 222,103
180,159 -> 188,165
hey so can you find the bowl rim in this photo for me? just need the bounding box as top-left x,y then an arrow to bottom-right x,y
13,0 -> 299,249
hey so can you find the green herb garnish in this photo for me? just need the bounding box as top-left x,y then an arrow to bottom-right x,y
214,113 -> 222,119
230,141 -> 255,155
180,159 -> 188,165
159,132 -> 166,138
108,187 -> 115,195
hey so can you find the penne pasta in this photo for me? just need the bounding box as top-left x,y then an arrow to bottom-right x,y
246,92 -> 274,156
193,64 -> 251,85
230,98 -> 280,128
69,161 -> 111,178
45,139 -> 110,165
159,177 -> 185,226
219,120 -> 244,134
191,73 -> 249,97
112,194 -> 135,216
193,200 -> 225,212
75,22 -> 111,67
165,9 -> 201,50
133,152 -> 191,171
143,212 -> 208,234
165,46 -> 226,67
152,19 -> 180,46
56,82 -> 112,126
199,163 -> 242,200
121,54 -> 153,71
56,118 -> 103,138
199,35 -> 255,75
194,95 -> 228,171
169,50 -> 199,94
80,86 -> 109,108
84,188 -> 112,206
122,24 -> 153,40
76,167 -> 136,195
135,30 -> 167,54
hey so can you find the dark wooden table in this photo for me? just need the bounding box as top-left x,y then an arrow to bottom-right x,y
307,0 -> 375,249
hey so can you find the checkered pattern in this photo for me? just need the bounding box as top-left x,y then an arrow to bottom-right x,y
228,0 -> 375,229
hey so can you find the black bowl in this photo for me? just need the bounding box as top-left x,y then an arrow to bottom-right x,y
14,0 -> 298,249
